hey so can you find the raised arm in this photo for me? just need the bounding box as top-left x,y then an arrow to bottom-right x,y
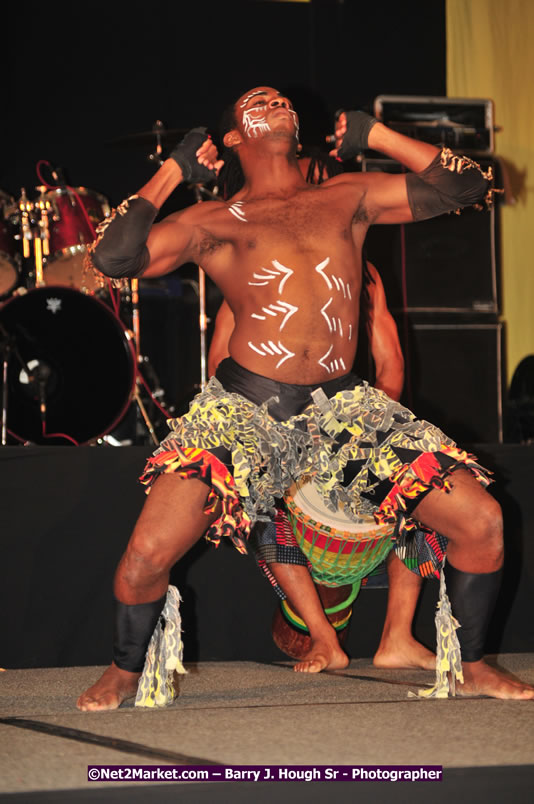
365,262 -> 404,401
330,112 -> 492,225
89,129 -> 223,279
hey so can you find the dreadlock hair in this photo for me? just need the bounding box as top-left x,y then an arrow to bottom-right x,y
217,100 -> 246,201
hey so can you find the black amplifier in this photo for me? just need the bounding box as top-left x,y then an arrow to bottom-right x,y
373,95 -> 495,155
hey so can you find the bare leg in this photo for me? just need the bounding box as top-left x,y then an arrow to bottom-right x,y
373,552 -> 434,670
412,469 -> 534,699
270,563 -> 349,673
77,474 -> 220,711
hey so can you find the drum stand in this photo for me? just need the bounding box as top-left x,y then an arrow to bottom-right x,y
0,320 -> 43,446
193,183 -> 220,391
122,279 -> 159,446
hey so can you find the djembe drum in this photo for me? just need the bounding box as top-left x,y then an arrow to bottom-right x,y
272,478 -> 395,660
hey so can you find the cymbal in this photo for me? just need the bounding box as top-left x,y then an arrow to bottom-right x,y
106,127 -> 190,148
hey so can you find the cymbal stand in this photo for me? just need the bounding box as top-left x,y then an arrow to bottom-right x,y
19,188 -> 51,288
129,278 -> 159,445
147,120 -> 165,168
1,326 -> 11,445
192,183 -> 219,391
0,321 -> 38,446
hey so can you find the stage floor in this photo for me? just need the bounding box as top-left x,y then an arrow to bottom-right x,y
1,655 -> 533,802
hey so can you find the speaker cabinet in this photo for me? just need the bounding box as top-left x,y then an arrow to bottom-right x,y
397,315 -> 504,444
363,158 -> 500,314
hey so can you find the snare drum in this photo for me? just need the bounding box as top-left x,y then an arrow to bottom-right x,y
43,187 -> 110,292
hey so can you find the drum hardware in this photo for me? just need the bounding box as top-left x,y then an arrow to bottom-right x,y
192,183 -> 219,391
0,319 -> 43,446
0,190 -> 21,299
106,122 -> 189,149
0,286 -> 136,445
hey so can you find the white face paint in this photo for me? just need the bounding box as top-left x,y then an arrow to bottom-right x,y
242,106 -> 271,138
239,90 -> 298,140
239,91 -> 266,108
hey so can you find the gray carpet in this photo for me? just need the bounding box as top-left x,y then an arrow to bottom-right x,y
0,655 -> 533,795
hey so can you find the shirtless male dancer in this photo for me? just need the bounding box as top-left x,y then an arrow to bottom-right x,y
208,270 -> 429,673
209,250 -> 428,672
77,86 -> 534,710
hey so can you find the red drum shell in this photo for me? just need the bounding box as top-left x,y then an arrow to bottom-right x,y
0,193 -> 19,297
43,187 -> 110,293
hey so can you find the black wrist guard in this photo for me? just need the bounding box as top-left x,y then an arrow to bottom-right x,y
91,195 -> 157,279
406,149 -> 492,221
169,126 -> 217,183
337,110 -> 378,159
444,561 -> 502,663
113,594 -> 167,672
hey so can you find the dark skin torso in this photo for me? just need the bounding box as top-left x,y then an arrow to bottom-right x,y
147,175 -> 372,384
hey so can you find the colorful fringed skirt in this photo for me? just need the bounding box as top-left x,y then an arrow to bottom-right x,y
140,358 -> 491,582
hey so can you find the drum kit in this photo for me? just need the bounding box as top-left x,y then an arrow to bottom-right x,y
0,170 -> 171,447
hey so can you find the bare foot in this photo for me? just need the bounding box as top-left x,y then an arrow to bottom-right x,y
293,638 -> 349,673
373,636 -> 435,671
76,663 -> 141,711
457,659 -> 534,700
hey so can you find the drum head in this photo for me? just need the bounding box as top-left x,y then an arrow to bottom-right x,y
287,478 -> 377,533
0,287 -> 135,444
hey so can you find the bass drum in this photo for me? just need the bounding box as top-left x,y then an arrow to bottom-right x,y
0,287 -> 136,445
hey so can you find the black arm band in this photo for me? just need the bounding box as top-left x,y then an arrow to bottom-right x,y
406,148 -> 492,221
91,195 -> 158,278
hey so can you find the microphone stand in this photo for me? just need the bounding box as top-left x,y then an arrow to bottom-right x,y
0,321 -> 38,446
192,184 -> 213,391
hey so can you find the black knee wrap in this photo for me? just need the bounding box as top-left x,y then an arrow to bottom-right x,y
444,562 -> 502,663
113,594 -> 166,672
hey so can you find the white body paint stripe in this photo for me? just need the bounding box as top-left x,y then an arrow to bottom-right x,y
315,257 -> 332,289
320,298 -> 333,332
229,205 -> 247,222
318,344 -> 334,373
248,261 -> 294,293
251,313 -> 266,320
340,357 -> 346,371
271,260 -> 294,293
275,342 -> 295,369
248,342 -> 265,356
